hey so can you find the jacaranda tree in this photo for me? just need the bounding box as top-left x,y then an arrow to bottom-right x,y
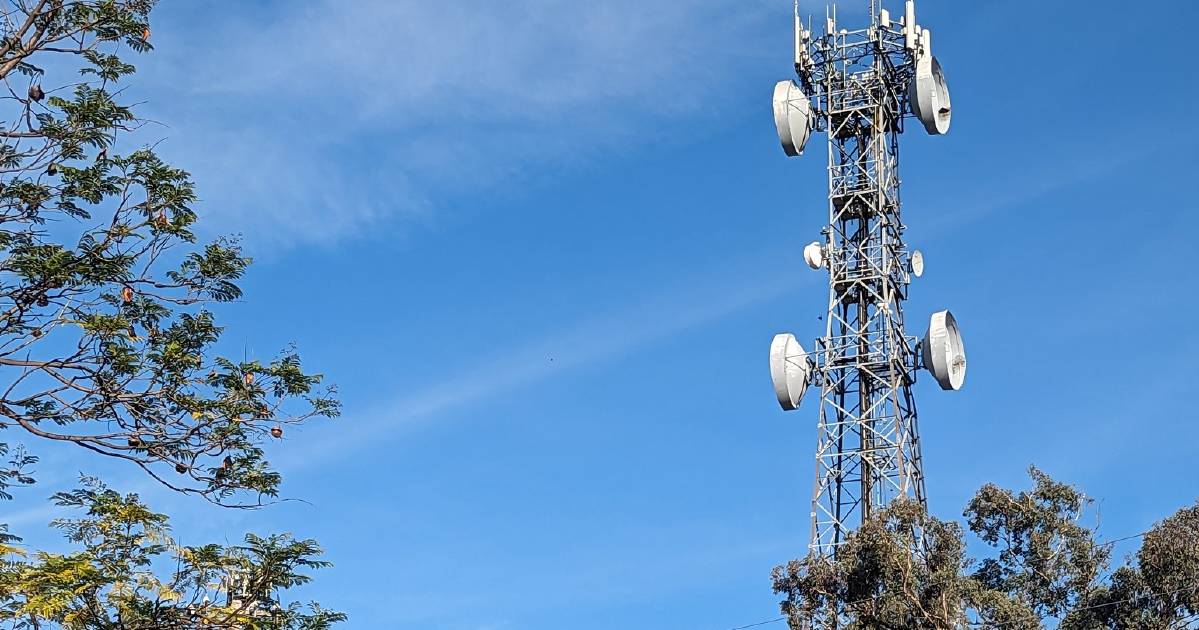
0,1 -> 343,626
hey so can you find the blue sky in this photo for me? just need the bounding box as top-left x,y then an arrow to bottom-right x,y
7,0 -> 1199,628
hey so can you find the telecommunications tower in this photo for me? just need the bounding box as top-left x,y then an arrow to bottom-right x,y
767,0 -> 968,556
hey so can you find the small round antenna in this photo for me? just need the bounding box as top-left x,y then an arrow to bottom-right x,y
770,333 -> 811,410
911,250 -> 925,277
922,310 -> 966,391
910,55 -> 951,135
773,80 -> 814,156
803,241 -> 826,270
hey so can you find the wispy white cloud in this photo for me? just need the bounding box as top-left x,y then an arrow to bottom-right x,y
278,250 -> 805,468
273,123 -> 1152,470
141,0 -> 781,249
915,124 -> 1171,240
381,269 -> 789,420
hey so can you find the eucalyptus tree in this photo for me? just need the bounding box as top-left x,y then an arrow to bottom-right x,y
773,469 -> 1199,629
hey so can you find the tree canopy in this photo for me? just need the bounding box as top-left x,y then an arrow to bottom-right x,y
0,0 -> 338,508
773,468 -> 1199,629
0,1 -> 344,626
1,477 -> 346,628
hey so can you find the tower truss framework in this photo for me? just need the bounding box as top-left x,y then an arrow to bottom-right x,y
780,1 -> 955,557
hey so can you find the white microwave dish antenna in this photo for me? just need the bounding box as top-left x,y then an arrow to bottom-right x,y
803,241 -> 826,270
911,250 -> 925,277
769,333 -> 811,410
923,310 -> 967,391
772,80 -> 813,156
911,55 -> 952,135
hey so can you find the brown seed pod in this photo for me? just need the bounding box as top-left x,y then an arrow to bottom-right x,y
142,26 -> 151,41
222,456 -> 233,470
243,372 -> 254,385
128,435 -> 143,448
121,286 -> 134,303
175,462 -> 187,474
30,328 -> 42,338
28,84 -> 43,101
270,426 -> 283,439
154,209 -> 168,228
45,163 -> 57,176
127,326 -> 137,339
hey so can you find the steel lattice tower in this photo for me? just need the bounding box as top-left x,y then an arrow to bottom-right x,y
768,0 -> 965,557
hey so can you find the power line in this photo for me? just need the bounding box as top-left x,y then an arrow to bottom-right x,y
724,616 -> 786,630
972,580 -> 1199,628
1101,531 -> 1148,546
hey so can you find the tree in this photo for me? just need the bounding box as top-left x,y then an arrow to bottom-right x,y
1,478 -> 346,629
0,0 -> 338,507
0,1 -> 343,626
772,468 -> 1199,629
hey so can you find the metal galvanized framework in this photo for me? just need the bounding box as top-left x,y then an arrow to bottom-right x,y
794,2 -> 927,556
